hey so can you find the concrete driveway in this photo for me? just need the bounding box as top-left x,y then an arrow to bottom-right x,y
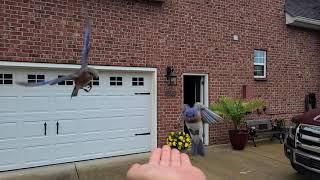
0,142 -> 317,180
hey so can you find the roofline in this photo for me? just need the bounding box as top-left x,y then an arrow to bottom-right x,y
286,13 -> 320,30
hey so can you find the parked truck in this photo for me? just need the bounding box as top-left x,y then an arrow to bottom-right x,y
284,108 -> 320,175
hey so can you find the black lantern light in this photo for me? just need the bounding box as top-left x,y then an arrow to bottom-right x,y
165,66 -> 177,86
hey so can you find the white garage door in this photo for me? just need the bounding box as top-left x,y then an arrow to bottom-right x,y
0,67 -> 154,171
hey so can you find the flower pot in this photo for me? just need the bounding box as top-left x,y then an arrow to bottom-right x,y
228,130 -> 248,150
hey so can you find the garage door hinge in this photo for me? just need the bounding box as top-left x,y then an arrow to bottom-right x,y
135,132 -> 151,136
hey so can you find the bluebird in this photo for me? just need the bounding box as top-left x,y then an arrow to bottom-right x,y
17,18 -> 99,98
182,102 -> 223,156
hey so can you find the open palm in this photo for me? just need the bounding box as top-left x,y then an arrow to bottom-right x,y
127,145 -> 206,180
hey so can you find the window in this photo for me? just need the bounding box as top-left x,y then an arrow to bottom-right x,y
110,77 -> 122,86
92,77 -> 99,86
132,77 -> 144,86
0,74 -> 13,84
254,50 -> 266,79
57,75 -> 74,85
28,74 -> 45,83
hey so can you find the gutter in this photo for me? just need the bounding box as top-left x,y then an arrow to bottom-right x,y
285,13 -> 320,30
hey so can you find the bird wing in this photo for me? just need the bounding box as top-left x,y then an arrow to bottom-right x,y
80,18 -> 91,69
195,103 -> 223,124
16,74 -> 76,87
46,74 -> 77,85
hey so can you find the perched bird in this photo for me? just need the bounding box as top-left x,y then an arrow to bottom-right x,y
17,18 -> 99,98
182,102 -> 223,156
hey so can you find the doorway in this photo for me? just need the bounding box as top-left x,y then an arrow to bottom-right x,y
183,74 -> 209,145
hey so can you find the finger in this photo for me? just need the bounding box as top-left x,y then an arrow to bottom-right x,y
160,145 -> 171,166
127,163 -> 141,180
181,153 -> 192,167
170,148 -> 181,167
149,148 -> 161,165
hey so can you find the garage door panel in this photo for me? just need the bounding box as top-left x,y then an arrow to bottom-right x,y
124,96 -> 149,108
22,137 -> 52,147
0,96 -> 18,114
53,133 -> 85,145
0,114 -> 20,124
22,121 -> 49,139
100,117 -> 131,131
79,132 -> 105,141
55,97 -> 80,111
75,96 -> 106,109
22,112 -> 54,122
56,119 -> 80,135
55,111 -> 83,121
108,129 -> 135,139
78,111 -> 107,120
77,129 -> 145,141
129,116 -> 149,128
126,108 -> 149,117
79,139 -> 105,157
79,110 -> 125,119
21,97 -> 50,113
54,143 -> 80,162
78,119 -> 107,133
105,136 -> 150,155
127,136 -> 151,150
23,145 -> 53,164
0,122 -> 18,139
0,148 -> 20,167
104,138 -> 129,153
0,139 -> 18,150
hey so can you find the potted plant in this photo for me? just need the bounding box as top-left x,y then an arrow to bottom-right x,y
210,96 -> 265,150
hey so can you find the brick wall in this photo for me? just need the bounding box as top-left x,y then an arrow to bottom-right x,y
0,0 -> 319,146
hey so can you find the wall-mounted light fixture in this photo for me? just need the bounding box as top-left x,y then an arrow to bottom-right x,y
165,66 -> 177,86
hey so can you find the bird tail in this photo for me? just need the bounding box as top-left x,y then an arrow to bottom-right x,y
71,86 -> 79,98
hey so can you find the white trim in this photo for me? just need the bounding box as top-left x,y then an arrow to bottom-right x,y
204,74 -> 209,145
253,50 -> 267,79
151,70 -> 158,149
182,73 -> 210,145
0,61 -> 157,72
286,13 -> 320,30
0,61 -> 158,152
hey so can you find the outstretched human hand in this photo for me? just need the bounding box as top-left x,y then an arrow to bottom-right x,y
127,145 -> 206,180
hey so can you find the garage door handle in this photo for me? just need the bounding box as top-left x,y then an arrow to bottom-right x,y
134,93 -> 150,95
56,122 -> 59,134
135,132 -> 151,136
44,122 -> 47,136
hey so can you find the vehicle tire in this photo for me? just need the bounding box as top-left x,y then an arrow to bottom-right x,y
291,162 -> 306,175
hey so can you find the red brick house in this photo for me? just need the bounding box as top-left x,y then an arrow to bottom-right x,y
0,0 -> 319,171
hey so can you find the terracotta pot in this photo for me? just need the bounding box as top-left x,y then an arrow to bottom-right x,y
228,130 -> 248,150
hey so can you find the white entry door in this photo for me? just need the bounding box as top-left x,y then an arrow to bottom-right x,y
0,68 -> 154,171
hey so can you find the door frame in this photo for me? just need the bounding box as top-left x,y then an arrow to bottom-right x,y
182,73 -> 209,145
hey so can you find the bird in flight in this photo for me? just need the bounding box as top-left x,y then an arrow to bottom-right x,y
17,18 -> 99,98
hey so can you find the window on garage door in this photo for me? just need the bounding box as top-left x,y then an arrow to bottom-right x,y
110,77 -> 122,86
92,77 -> 99,86
58,75 -> 74,85
132,77 -> 144,86
0,73 -> 13,84
27,74 -> 45,83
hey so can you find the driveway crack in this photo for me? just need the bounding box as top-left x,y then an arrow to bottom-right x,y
74,163 -> 81,180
